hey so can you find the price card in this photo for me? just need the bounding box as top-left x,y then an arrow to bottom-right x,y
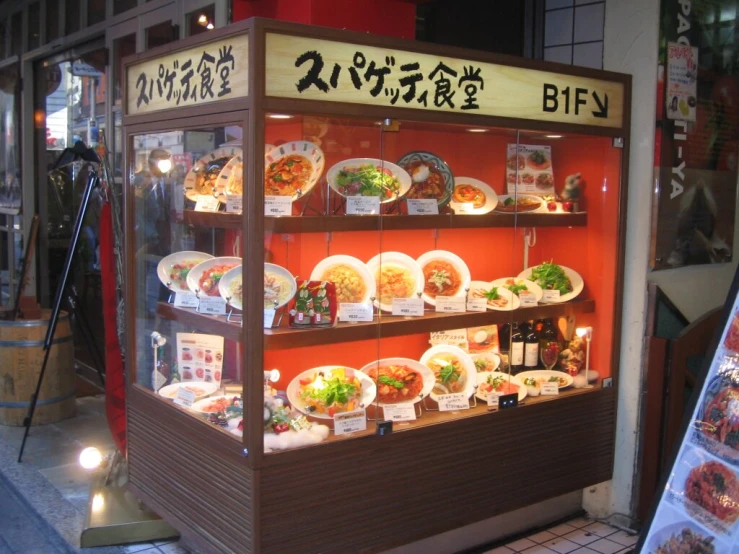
518,291 -> 538,307
486,392 -> 500,410
346,196 -> 380,215
264,308 -> 276,329
542,290 -> 561,303
437,393 -> 470,412
339,302 -> 374,323
174,292 -> 199,308
264,195 -> 292,216
194,195 -> 220,212
467,298 -> 487,312
435,296 -> 466,313
383,403 -> 417,422
540,382 -> 560,396
174,386 -> 196,408
226,195 -> 243,213
452,202 -> 475,214
391,297 -> 424,317
407,199 -> 439,215
198,296 -> 227,315
333,409 -> 367,435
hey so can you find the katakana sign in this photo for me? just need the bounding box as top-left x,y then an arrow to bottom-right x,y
126,34 -> 249,115
265,34 -> 625,129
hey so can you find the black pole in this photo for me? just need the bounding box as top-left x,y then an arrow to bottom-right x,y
18,173 -> 100,463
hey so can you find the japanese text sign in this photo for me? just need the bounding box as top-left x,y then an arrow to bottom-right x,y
127,34 -> 249,115
265,34 -> 624,129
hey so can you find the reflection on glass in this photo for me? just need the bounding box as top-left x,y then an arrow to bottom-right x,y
27,2 -> 40,51
187,5 -> 216,37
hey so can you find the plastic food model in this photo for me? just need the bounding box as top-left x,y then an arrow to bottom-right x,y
261,396 -> 330,451
561,173 -> 582,212
289,281 -> 338,327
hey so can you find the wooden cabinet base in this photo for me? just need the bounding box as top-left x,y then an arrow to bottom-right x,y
127,386 -> 615,554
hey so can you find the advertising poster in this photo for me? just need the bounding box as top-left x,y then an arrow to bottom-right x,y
639,272 -> 739,552
666,43 -> 698,122
506,144 -> 555,196
176,332 -> 224,386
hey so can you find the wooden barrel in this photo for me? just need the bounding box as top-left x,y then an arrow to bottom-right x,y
0,310 -> 76,426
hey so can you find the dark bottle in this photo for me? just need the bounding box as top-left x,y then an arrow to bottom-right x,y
498,323 -> 511,352
510,322 -> 524,374
541,318 -> 557,342
524,320 -> 540,369
534,319 -> 545,334
540,318 -> 561,371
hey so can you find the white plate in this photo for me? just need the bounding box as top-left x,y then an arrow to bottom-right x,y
396,151 -> 455,208
470,352 -> 500,373
218,266 -> 243,311
157,381 -> 218,400
516,370 -> 574,389
186,256 -> 242,297
475,371 -> 527,402
310,255 -> 375,305
420,344 -> 477,401
517,264 -> 584,303
359,358 -> 435,406
490,277 -> 544,303
646,520 -> 730,554
286,366 -> 377,420
156,251 -> 214,293
467,280 -> 520,311
183,147 -> 242,201
263,262 -> 297,310
416,250 -> 471,306
494,194 -> 547,213
326,158 -> 412,204
190,395 -> 240,415
449,177 -> 498,214
365,252 -> 424,312
215,152 -> 244,201
264,141 -> 325,201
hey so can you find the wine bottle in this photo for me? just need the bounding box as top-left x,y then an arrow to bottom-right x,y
510,322 -> 524,374
524,320 -> 539,368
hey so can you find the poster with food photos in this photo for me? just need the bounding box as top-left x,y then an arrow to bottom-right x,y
639,285 -> 739,553
506,144 -> 554,196
176,333 -> 224,386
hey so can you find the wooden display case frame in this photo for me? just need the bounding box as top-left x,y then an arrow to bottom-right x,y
123,18 -> 631,554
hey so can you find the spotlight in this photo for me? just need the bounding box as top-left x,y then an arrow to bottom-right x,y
79,447 -> 103,470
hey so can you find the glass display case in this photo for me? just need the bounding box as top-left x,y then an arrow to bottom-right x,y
123,19 -> 631,554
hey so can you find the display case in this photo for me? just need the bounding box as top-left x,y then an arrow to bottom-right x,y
123,19 -> 631,554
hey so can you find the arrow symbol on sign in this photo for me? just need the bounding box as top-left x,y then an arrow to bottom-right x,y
592,91 -> 609,118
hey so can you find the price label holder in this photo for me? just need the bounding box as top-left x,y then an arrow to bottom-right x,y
264,195 -> 292,216
174,292 -> 199,308
486,392 -> 499,411
542,290 -> 561,303
174,386 -> 196,408
264,308 -> 276,329
391,297 -> 424,317
467,298 -> 487,312
383,403 -> 417,422
333,409 -> 367,436
435,296 -> 466,313
339,302 -> 374,323
346,196 -> 380,215
499,392 -> 518,409
437,393 -> 470,412
376,421 -> 393,436
518,291 -> 537,307
540,382 -> 559,396
452,202 -> 475,215
198,296 -> 227,315
226,194 -> 243,214
407,199 -> 439,215
194,195 -> 220,212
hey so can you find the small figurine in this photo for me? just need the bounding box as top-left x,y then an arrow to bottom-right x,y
561,173 -> 582,212
560,335 -> 586,376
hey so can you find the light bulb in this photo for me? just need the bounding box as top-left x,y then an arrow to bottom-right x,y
79,447 -> 103,470
576,328 -> 587,338
206,22 -> 214,30
264,369 -> 281,383
156,158 -> 172,173
198,14 -> 208,25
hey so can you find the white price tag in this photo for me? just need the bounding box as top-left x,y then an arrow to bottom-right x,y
194,195 -> 219,212
467,298 -> 487,312
198,296 -> 227,315
174,386 -> 196,408
540,382 -> 560,396
174,292 -> 199,308
391,297 -> 424,317
226,195 -> 243,213
264,195 -> 293,216
518,291 -> 538,307
383,403 -> 417,422
542,289 -> 561,303
339,302 -> 374,323
264,308 -> 276,328
407,198 -> 439,215
346,196 -> 380,215
435,296 -> 466,313
486,392 -> 500,409
333,409 -> 367,435
437,393 -> 470,412
452,202 -> 475,214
